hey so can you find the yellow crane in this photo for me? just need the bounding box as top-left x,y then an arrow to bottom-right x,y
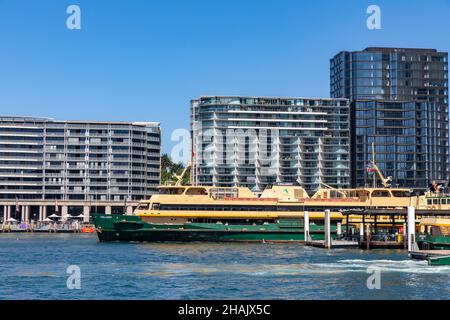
369,142 -> 392,188
173,161 -> 191,186
319,181 -> 347,197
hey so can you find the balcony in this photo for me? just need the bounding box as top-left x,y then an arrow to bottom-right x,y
45,181 -> 64,185
45,172 -> 65,177
0,164 -> 42,169
66,181 -> 86,186
0,173 -> 43,178
0,181 -> 42,186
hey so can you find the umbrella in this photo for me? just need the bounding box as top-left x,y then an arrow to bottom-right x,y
48,214 -> 61,219
7,217 -> 18,222
43,217 -> 53,222
75,214 -> 85,219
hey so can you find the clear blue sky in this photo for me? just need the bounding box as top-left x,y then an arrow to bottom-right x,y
0,0 -> 449,152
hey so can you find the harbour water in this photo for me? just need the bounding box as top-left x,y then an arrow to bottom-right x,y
0,234 -> 448,300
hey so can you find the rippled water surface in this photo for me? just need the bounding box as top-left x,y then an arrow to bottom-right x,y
0,234 -> 449,300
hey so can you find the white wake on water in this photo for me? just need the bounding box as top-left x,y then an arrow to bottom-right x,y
138,258 -> 450,277
330,258 -> 450,274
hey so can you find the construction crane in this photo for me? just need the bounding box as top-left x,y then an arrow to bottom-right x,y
369,142 -> 392,188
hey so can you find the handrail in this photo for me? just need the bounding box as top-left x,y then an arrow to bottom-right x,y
223,198 -> 278,201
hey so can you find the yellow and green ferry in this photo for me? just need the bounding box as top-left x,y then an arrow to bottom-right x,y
417,214 -> 450,250
93,154 -> 450,244
93,183 -> 417,243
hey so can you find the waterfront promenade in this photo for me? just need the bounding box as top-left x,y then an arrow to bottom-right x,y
0,200 -> 138,223
1,220 -> 93,233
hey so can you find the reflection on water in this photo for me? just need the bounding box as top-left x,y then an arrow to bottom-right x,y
0,234 -> 449,300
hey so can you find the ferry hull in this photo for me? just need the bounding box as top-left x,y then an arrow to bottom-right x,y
418,235 -> 450,250
93,214 -> 334,243
95,229 -> 330,243
428,255 -> 450,266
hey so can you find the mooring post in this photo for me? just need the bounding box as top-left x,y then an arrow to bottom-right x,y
402,222 -> 407,248
337,222 -> 342,240
362,214 -> 366,243
407,206 -> 416,252
345,217 -> 349,239
374,215 -> 378,235
304,211 -> 310,242
366,223 -> 371,250
359,222 -> 364,246
324,210 -> 331,249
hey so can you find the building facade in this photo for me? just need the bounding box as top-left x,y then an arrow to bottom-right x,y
330,47 -> 448,103
191,96 -> 350,193
0,117 -> 161,202
352,100 -> 448,189
330,47 -> 449,188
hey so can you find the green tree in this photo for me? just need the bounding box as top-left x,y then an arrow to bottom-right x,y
160,154 -> 190,185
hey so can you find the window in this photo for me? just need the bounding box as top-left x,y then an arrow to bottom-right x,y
185,187 -> 208,195
152,203 -> 160,210
392,191 -> 410,197
138,203 -> 150,211
371,190 -> 390,197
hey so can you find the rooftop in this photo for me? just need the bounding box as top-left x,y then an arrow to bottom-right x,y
0,116 -> 160,127
363,47 -> 439,53
192,96 -> 349,103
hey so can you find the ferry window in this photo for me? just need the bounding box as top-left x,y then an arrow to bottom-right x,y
136,204 -> 149,210
185,187 -> 208,195
159,188 -> 185,195
356,191 -> 370,198
392,191 -> 410,197
433,199 -> 439,205
330,190 -> 346,198
371,191 -> 390,197
210,188 -> 239,199
427,199 -> 432,205
152,203 -> 160,210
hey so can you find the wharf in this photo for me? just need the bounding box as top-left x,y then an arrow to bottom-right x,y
359,240 -> 405,249
409,250 -> 450,260
1,229 -> 81,233
305,240 -> 359,249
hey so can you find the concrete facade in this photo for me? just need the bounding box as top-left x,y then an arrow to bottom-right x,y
0,116 -> 161,202
0,116 -> 161,223
1,200 -> 139,223
191,96 -> 351,193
